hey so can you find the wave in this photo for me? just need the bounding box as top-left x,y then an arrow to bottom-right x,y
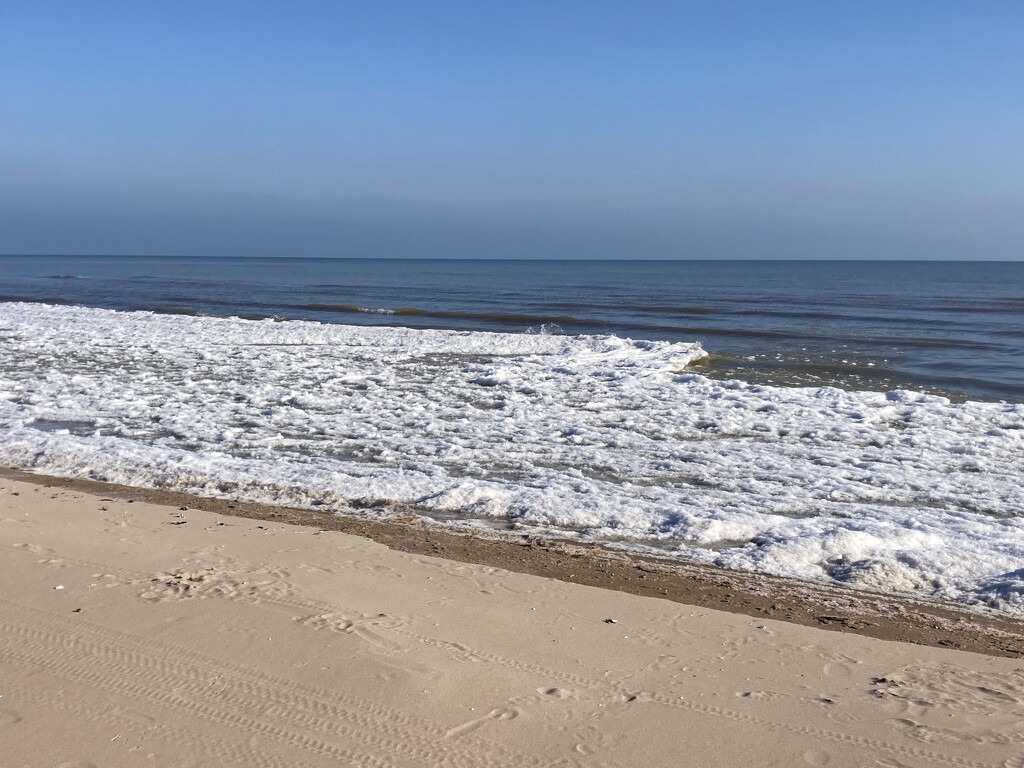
304,303 -> 616,329
0,295 -> 69,305
244,305 -> 1003,349
554,302 -> 715,316
557,301 -> 992,328
151,305 -> 208,317
304,303 -> 396,316
4,296 -> 1014,358
300,303 -> 829,341
922,303 -> 1024,315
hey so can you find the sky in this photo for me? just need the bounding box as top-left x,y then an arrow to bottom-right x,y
1,1 -> 1022,259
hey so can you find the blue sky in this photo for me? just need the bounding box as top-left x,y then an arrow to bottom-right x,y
1,1 -> 1022,258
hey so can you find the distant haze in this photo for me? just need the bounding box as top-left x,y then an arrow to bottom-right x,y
2,2 -> 1022,259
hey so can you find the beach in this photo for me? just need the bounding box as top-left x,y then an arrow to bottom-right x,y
2,274 -> 1024,766
2,470 -> 1023,767
6,1 -> 1024,763
3,301 -> 1024,618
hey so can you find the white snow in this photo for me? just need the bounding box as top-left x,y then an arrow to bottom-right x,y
1,302 -> 1022,615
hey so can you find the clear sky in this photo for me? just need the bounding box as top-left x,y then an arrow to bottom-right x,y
1,1 -> 1022,259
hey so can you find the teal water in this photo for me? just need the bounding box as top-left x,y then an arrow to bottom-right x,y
2,256 -> 1022,402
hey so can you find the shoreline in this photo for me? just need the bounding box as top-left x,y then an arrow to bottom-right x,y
4,469 -> 1024,767
5,465 -> 1022,658
5,301 -> 1023,616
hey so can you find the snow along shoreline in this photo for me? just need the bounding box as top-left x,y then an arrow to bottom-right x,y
1,302 -> 1022,616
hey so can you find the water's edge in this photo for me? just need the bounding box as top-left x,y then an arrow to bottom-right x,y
5,466 -> 1022,658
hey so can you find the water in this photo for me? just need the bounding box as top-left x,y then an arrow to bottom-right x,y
2,255 -> 1022,402
2,256 -> 1023,614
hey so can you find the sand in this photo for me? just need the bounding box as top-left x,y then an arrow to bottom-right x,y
2,473 -> 1023,767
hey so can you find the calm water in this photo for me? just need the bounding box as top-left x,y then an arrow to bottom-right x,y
2,255 -> 1022,402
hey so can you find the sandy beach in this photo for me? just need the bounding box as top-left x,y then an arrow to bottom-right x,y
6,2 -> 1024,765
2,471 -> 1022,767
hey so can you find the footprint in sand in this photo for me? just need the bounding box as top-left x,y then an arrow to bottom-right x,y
873,664 -> 1024,716
735,690 -> 790,702
821,661 -> 855,678
536,687 -> 574,700
0,708 -> 23,725
444,707 -> 518,739
297,612 -> 408,653
801,749 -> 832,765
140,567 -> 291,603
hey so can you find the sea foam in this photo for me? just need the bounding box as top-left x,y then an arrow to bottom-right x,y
1,302 -> 1022,615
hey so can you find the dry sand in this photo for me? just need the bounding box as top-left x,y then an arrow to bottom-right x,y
2,472 -> 1023,767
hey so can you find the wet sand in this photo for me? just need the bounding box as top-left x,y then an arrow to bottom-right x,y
2,468 -> 1023,767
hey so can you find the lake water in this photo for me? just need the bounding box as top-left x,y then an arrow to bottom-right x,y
2,255 -> 1022,402
2,256 -> 1022,615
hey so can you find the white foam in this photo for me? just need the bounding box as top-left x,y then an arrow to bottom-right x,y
2,302 -> 1023,615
